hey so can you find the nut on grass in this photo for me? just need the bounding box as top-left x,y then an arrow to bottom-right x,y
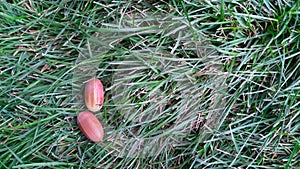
85,78 -> 104,112
77,111 -> 104,142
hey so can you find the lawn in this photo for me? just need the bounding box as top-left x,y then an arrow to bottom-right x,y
0,1 -> 299,168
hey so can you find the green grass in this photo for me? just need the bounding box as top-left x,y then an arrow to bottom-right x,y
1,0 -> 299,168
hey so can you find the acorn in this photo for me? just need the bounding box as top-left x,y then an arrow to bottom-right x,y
84,78 -> 104,112
77,111 -> 104,142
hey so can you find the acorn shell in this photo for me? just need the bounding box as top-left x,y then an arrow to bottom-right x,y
84,78 -> 104,112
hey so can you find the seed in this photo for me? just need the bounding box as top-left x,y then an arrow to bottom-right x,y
77,111 -> 104,142
85,78 -> 104,112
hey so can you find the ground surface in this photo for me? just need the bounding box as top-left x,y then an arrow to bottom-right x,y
0,1 -> 299,168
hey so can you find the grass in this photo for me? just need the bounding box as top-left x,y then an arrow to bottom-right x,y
1,0 -> 299,168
